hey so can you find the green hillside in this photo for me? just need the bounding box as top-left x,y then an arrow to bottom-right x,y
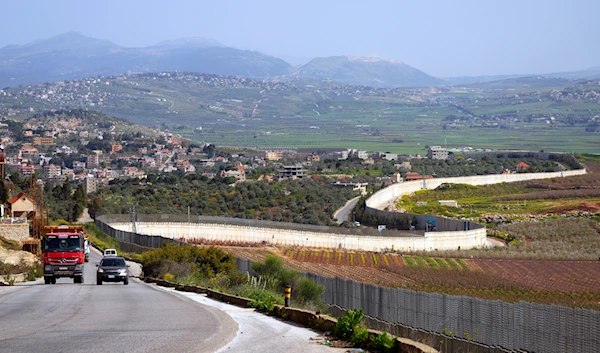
289,56 -> 443,87
1,73 -> 599,154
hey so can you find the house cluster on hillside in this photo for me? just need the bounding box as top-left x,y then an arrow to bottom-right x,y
0,116 -> 210,193
0,107 -> 469,218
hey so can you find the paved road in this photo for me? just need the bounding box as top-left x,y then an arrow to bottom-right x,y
77,207 -> 93,223
163,288 -> 348,353
334,196 -> 360,224
0,250 -> 237,353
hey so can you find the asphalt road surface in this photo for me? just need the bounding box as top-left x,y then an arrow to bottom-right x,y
334,196 -> 360,224
0,250 -> 237,353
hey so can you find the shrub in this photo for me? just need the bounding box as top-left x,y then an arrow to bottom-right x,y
227,271 -> 249,287
84,223 -> 120,251
278,267 -> 299,287
370,332 -> 397,353
157,260 -> 195,279
297,277 -> 324,303
334,308 -> 364,342
251,255 -> 284,280
247,289 -> 280,314
141,243 -> 237,279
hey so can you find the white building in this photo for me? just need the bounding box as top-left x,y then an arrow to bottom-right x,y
427,146 -> 449,160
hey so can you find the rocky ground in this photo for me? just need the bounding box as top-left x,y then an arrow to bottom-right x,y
0,237 -> 40,285
0,246 -> 39,266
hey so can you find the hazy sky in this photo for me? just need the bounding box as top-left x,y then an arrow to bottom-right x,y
2,0 -> 598,77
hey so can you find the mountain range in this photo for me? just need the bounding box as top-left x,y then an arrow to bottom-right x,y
1,32 -> 599,89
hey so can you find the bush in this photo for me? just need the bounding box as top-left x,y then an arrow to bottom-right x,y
279,267 -> 299,287
251,255 -> 284,280
247,289 -> 281,314
157,260 -> 195,279
370,332 -> 397,353
297,277 -> 324,303
84,223 -> 120,251
334,308 -> 364,342
141,243 -> 237,279
227,271 -> 249,287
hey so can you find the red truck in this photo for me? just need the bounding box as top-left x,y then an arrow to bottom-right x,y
42,225 -> 86,284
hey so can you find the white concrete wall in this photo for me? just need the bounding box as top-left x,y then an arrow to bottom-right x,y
105,170 -> 584,253
109,222 -> 487,252
366,169 -> 586,210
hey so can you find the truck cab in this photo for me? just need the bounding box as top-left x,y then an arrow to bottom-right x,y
103,248 -> 117,257
42,225 -> 86,284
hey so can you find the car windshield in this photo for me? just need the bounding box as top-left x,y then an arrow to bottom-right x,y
44,236 -> 81,252
101,258 -> 126,267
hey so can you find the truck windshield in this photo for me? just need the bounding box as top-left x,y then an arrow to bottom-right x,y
44,236 -> 82,252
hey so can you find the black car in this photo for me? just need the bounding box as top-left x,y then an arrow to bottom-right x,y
96,256 -> 129,285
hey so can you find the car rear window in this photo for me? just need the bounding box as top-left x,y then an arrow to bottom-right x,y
101,258 -> 126,267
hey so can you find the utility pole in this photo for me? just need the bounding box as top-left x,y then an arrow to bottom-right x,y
130,205 -> 137,233
0,144 -> 5,180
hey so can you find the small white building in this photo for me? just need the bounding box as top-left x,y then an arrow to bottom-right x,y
428,146 -> 449,160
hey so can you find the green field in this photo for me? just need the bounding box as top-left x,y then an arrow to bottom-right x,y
2,73 -> 600,154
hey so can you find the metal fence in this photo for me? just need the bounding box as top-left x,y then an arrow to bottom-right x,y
95,218 -> 599,353
301,274 -> 600,353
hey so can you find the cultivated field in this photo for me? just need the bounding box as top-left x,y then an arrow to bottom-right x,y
189,159 -> 600,309
217,244 -> 600,310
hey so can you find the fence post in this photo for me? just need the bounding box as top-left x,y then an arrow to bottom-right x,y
284,285 -> 291,307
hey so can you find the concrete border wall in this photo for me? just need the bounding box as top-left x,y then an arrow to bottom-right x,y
100,169 -> 584,252
366,169 -> 586,210
107,221 -> 487,252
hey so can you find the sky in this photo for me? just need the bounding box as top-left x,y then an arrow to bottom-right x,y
1,0 -> 598,77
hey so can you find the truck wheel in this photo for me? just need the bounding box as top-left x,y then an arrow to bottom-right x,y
51,278 -> 56,284
44,277 -> 50,284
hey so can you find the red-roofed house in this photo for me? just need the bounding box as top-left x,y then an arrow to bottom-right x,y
7,192 -> 36,218
405,172 -> 434,181
515,162 -> 530,172
307,155 -> 320,162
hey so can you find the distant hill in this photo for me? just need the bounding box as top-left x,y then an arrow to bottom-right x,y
460,76 -> 573,89
3,32 -> 597,90
442,74 -> 526,86
2,71 -> 600,154
543,66 -> 600,80
444,67 -> 600,86
0,32 -> 292,87
288,56 -> 444,87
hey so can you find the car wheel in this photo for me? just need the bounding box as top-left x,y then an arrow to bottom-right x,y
44,277 -> 50,285
51,278 -> 56,284
97,279 -> 102,285
123,278 -> 129,285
